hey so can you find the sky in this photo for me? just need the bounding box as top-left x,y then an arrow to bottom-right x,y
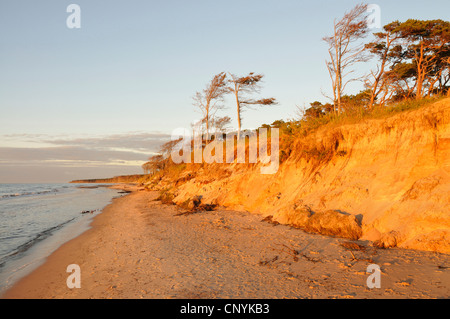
0,0 -> 449,183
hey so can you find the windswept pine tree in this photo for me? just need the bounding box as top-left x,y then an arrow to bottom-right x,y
228,72 -> 277,138
365,19 -> 450,104
323,3 -> 369,114
193,72 -> 229,140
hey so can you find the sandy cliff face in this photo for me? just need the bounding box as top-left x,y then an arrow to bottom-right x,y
154,99 -> 450,254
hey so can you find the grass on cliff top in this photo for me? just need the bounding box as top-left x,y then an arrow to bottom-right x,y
293,96 -> 446,137
275,95 -> 447,163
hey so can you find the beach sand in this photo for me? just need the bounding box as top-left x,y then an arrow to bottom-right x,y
2,189 -> 449,299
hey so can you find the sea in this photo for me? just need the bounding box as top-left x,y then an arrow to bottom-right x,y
0,183 -> 124,295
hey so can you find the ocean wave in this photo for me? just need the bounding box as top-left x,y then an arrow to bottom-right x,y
0,218 -> 75,267
0,189 -> 59,200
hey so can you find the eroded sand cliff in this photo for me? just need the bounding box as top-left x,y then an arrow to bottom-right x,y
149,99 -> 450,254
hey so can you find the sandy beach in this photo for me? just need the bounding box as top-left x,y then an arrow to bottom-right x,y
1,188 -> 449,299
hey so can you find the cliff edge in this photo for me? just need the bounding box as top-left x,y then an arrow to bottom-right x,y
148,98 -> 450,254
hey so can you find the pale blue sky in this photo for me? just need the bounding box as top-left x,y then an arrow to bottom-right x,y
0,0 -> 449,182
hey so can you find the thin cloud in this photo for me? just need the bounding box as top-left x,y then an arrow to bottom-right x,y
0,132 -> 173,182
44,132 -> 171,151
2,132 -> 171,153
0,146 -> 148,163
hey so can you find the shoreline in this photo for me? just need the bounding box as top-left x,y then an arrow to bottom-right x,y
2,188 -> 449,299
0,183 -> 140,299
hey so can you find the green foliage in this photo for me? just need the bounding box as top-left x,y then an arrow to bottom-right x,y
374,95 -> 444,115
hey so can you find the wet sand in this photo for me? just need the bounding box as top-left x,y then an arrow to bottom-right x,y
2,189 -> 449,299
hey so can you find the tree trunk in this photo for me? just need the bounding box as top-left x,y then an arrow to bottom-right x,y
206,118 -> 209,138
234,90 -> 242,139
336,40 -> 342,114
369,47 -> 388,110
415,42 -> 426,100
205,103 -> 210,142
336,46 -> 343,114
336,67 -> 342,113
416,71 -> 424,99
